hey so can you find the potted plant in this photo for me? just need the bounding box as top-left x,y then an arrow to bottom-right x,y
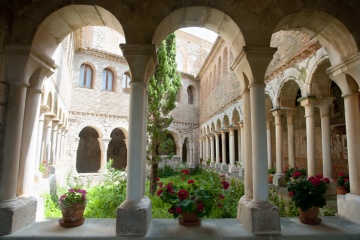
268,167 -> 276,184
156,169 -> 230,226
287,174 -> 330,225
336,171 -> 350,195
284,166 -> 307,182
58,186 -> 87,227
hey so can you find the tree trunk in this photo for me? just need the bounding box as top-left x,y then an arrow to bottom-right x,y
149,162 -> 159,195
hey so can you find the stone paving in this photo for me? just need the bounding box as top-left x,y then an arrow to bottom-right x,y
1,217 -> 360,240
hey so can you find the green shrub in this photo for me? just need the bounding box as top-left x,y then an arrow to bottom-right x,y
158,164 -> 177,178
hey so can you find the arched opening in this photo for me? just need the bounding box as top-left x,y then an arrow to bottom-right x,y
108,128 -> 127,170
76,127 -> 101,173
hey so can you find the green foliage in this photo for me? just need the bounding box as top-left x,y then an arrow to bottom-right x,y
336,171 -> 350,190
268,167 -> 276,174
286,175 -> 330,211
284,166 -> 307,181
158,164 -> 178,178
269,189 -> 298,217
43,193 -> 62,218
59,186 -> 87,207
321,207 -> 337,216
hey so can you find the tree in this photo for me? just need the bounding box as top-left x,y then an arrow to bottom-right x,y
147,33 -> 181,195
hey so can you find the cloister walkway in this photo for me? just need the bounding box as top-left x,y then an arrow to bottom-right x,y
1,217 -> 360,239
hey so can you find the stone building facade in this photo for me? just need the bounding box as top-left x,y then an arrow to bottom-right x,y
1,1 -> 360,236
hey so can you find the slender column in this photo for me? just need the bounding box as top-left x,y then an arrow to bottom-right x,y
55,123 -> 63,164
205,136 -> 209,161
237,124 -> 241,167
317,99 -> 333,180
35,107 -> 48,173
60,128 -> 67,163
100,138 -> 110,173
301,98 -> 316,177
272,110 -> 283,174
250,82 -> 269,202
242,90 -> 252,198
286,112 -> 296,168
239,122 -> 244,167
210,134 -> 215,167
229,127 -> 237,173
179,146 -> 183,162
189,140 -> 193,166
199,138 -> 203,160
18,86 -> 42,196
215,133 -> 221,168
221,130 -> 228,170
43,115 -> 54,167
72,138 -> 80,174
343,93 -> 360,194
50,119 -> 59,167
0,81 -> 28,201
266,118 -> 272,168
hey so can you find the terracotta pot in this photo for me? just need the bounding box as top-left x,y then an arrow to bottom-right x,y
268,174 -> 274,184
178,212 -> 201,226
336,186 -> 349,195
298,206 -> 321,225
59,203 -> 86,227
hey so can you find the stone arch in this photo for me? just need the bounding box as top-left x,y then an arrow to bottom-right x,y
107,128 -> 127,170
152,7 -> 245,62
76,126 -> 101,173
274,11 -> 358,65
277,78 -> 301,108
231,108 -> 241,125
182,137 -> 189,163
76,121 -> 105,139
216,119 -> 222,131
223,115 -> 230,128
307,58 -> 332,97
187,85 -> 194,104
265,94 -> 273,117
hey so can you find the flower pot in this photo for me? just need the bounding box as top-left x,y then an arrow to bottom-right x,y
268,174 -> 274,184
59,203 -> 86,227
298,206 -> 321,225
336,186 -> 349,195
178,212 -> 201,226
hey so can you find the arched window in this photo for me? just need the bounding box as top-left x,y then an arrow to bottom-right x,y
79,63 -> 93,88
187,86 -> 194,104
122,72 -> 131,93
102,68 -> 114,91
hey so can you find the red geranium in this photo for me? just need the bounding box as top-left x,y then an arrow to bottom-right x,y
178,189 -> 189,200
221,180 -> 230,190
188,179 -> 195,184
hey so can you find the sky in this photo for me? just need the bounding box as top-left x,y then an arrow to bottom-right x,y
180,27 -> 218,43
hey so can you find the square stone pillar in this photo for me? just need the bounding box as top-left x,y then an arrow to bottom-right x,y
0,197 -> 37,235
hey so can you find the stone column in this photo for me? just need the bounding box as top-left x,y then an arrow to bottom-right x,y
199,138 -> 203,160
317,99 -> 334,180
236,47 -> 280,234
215,133 -> 221,168
35,107 -> 48,176
240,90 -> 252,198
343,93 -> 360,194
237,123 -> 241,167
266,118 -> 272,168
116,44 -> 156,235
60,128 -> 67,163
71,138 -> 80,175
100,138 -> 110,173
300,98 -> 316,177
272,110 -> 285,186
210,134 -> 215,167
55,122 -> 63,164
43,115 -> 54,167
179,146 -> 183,162
238,122 -> 245,177
221,130 -> 228,171
189,140 -> 194,167
18,86 -> 42,196
229,126 -> 237,173
50,119 -> 59,168
286,111 -> 296,168
205,136 -> 209,161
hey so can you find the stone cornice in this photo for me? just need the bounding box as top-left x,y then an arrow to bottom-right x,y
76,47 -> 127,64
69,111 -> 128,120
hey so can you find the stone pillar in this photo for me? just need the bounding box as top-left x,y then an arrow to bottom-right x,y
238,122 -> 245,177
35,107 -> 48,176
300,98 -> 316,177
220,130 -> 228,171
199,138 -> 203,160
236,47 -> 280,234
50,119 -> 59,167
272,110 -> 285,186
55,122 -> 63,164
237,123 -> 241,167
60,128 -> 67,163
228,126 -> 237,173
286,111 -> 296,168
189,140 -> 194,167
205,136 -> 209,161
266,118 -> 272,168
43,115 -> 54,167
0,78 -> 37,234
317,99 -> 334,180
343,93 -> 360,194
116,44 -> 156,235
210,134 -> 215,167
18,86 -> 42,196
72,138 -> 80,175
215,133 -> 221,168
100,138 -> 110,173
240,90 -> 252,198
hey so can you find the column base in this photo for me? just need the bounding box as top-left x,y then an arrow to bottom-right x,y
325,180 -> 336,196
273,174 -> 287,187
0,196 -> 37,235
221,164 -> 228,171
210,162 -> 216,168
228,164 -> 238,173
237,199 -> 281,234
238,167 -> 244,177
116,196 -> 152,235
337,194 -> 360,225
215,162 -> 222,169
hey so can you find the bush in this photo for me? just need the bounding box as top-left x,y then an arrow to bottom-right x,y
158,164 -> 177,178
